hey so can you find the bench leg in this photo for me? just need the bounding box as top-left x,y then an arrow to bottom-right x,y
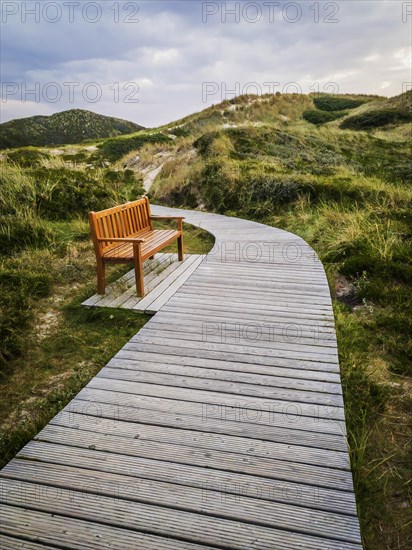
133,242 -> 144,297
96,260 -> 106,295
178,235 -> 184,261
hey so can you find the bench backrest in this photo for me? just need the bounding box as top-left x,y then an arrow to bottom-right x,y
89,197 -> 152,255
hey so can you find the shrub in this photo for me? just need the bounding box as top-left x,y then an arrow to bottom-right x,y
206,134 -> 235,157
303,109 -> 346,125
0,161 -> 144,227
26,166 -> 143,220
196,159 -> 241,212
313,96 -> 365,112
62,152 -> 88,162
338,133 -> 412,184
340,109 -> 412,130
7,148 -> 50,167
97,133 -> 171,162
0,216 -> 55,255
0,266 -> 53,372
169,126 -> 190,137
194,132 -> 222,156
249,176 -> 301,204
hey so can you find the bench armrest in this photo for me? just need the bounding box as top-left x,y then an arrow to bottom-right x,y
97,237 -> 146,243
150,216 -> 185,220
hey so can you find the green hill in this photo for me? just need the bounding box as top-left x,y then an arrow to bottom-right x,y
0,109 -> 144,149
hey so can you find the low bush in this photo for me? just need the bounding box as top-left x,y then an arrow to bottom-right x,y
303,109 -> 346,125
0,216 -> 55,255
62,152 -> 88,162
341,109 -> 412,130
313,95 -> 365,112
169,126 -> 190,137
0,262 -> 53,373
96,133 -> 171,162
7,148 -> 50,167
249,175 -> 301,204
0,162 -> 144,222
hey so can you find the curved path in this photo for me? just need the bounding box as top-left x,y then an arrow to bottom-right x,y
0,206 -> 362,549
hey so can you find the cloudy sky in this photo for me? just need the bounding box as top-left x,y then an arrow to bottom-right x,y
1,0 -> 411,126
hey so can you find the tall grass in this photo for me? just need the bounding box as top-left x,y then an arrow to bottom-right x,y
0,155 -> 145,371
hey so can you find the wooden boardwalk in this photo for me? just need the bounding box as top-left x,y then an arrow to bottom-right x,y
0,206 -> 362,549
82,253 -> 205,314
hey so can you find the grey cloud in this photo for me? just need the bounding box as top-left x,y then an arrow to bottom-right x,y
1,1 -> 410,125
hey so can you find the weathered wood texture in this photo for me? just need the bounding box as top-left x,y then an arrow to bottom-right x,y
82,253 -> 205,313
0,206 -> 362,549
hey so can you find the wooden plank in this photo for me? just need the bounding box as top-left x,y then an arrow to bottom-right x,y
0,469 -> 361,546
166,294 -> 335,318
175,287 -> 334,309
0,535 -> 56,549
119,254 -> 181,309
159,305 -> 336,330
194,262 -> 328,279
143,317 -> 337,350
0,487 -> 361,550
96,366 -> 344,407
188,266 -> 329,281
75,387 -> 347,437
112,350 -> 342,382
0,505 -> 216,550
129,333 -> 340,364
135,327 -> 337,356
35,422 -> 349,470
107,357 -> 343,393
93,254 -> 177,308
185,276 -> 332,296
105,254 -> 175,308
164,295 -> 335,318
19,440 -> 355,504
156,305 -> 336,327
53,406 -> 347,454
15,442 -> 356,514
82,253 -> 168,307
87,376 -> 345,423
122,340 -> 341,373
134,254 -> 202,312
145,255 -> 205,313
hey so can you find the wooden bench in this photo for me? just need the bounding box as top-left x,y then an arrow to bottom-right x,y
89,197 -> 184,297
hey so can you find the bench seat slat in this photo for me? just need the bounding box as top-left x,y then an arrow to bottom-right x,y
103,230 -> 180,262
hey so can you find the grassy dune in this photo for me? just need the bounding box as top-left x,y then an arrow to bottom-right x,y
1,92 -> 411,549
